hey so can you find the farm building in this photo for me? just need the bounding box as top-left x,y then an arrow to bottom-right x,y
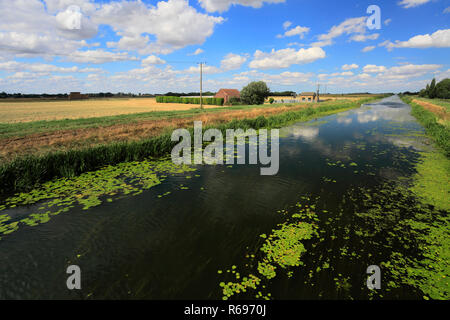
298,92 -> 317,102
69,92 -> 89,100
215,89 -> 240,104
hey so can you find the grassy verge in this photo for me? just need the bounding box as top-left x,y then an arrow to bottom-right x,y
398,96 -> 449,299
0,97 -> 379,195
401,95 -> 449,210
401,95 -> 450,157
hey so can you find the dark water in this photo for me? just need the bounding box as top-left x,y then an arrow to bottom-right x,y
0,96 -> 434,299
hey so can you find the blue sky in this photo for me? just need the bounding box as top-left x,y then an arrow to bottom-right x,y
0,0 -> 449,94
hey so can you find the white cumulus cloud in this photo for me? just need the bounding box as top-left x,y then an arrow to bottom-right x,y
221,53 -> 247,71
198,0 -> 285,13
398,0 -> 432,9
311,17 -> 367,47
249,47 -> 326,69
142,55 -> 166,65
277,26 -> 310,39
342,64 -> 359,71
382,29 -> 450,49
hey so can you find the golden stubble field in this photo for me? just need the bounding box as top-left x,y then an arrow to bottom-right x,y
0,98 -> 213,123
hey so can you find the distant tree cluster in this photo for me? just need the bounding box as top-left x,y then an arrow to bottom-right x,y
0,92 -> 159,99
0,92 -> 69,99
419,78 -> 450,99
401,91 -> 420,96
268,91 -> 296,97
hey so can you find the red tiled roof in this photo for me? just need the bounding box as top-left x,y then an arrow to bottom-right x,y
217,89 -> 240,96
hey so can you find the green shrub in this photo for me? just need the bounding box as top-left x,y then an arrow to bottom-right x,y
241,81 -> 270,105
435,78 -> 450,99
156,96 -> 224,106
229,97 -> 241,105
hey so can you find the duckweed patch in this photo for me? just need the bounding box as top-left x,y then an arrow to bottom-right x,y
409,151 -> 450,211
0,159 -> 196,239
218,200 -> 320,300
351,182 -> 449,300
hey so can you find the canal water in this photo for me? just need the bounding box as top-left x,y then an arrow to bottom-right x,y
0,96 -> 440,299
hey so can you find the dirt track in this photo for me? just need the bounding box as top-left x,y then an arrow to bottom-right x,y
412,99 -> 449,121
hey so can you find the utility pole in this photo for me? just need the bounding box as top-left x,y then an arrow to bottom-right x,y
316,83 -> 320,103
199,62 -> 205,110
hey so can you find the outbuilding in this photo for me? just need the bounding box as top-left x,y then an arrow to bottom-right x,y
69,92 -> 89,100
298,92 -> 317,102
215,89 -> 240,104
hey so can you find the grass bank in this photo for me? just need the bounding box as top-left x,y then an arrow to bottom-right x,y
401,95 -> 449,157
0,97 -> 380,195
400,95 -> 449,211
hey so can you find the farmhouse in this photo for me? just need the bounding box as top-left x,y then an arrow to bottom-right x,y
298,92 -> 317,102
215,89 -> 240,104
69,92 -> 89,100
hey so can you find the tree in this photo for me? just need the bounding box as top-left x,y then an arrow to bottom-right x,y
425,83 -> 430,97
429,78 -> 437,99
241,81 -> 270,105
435,78 -> 450,99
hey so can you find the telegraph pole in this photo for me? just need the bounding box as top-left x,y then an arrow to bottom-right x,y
316,84 -> 320,103
199,62 -> 205,110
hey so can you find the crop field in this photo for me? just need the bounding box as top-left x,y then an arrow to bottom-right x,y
0,98 -> 216,123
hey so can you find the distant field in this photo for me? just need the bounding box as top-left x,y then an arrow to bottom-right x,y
0,98 -> 214,123
0,95 -> 381,123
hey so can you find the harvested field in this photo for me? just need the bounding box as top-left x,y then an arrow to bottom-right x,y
0,98 -> 213,123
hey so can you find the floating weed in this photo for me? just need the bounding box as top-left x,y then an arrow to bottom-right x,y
351,181 -> 449,300
218,199 -> 319,300
0,159 -> 196,239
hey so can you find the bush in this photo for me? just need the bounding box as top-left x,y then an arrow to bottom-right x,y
435,78 -> 450,99
156,96 -> 224,106
241,81 -> 270,105
269,98 -> 274,104
228,97 -> 242,105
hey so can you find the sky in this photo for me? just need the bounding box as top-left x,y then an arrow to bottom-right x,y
0,0 -> 449,94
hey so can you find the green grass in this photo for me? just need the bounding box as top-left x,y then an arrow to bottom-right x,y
400,95 -> 450,211
0,97 -> 380,195
401,96 -> 450,156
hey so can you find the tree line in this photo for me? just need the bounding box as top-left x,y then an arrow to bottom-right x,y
418,78 -> 450,99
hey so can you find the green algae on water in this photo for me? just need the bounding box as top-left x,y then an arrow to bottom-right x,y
0,159 -> 196,240
218,200 -> 320,300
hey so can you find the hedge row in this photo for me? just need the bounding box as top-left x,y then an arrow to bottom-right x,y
156,96 -> 224,106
